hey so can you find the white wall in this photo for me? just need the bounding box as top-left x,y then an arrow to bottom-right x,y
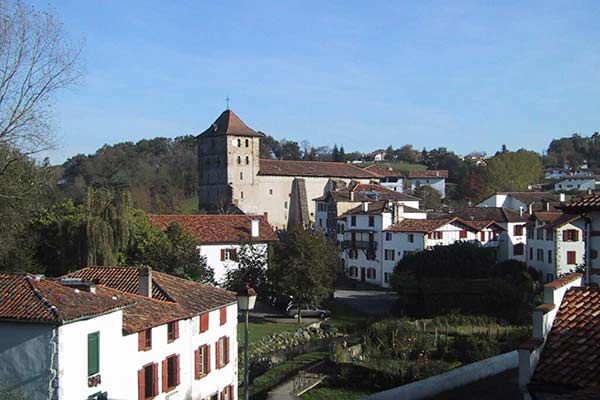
555,178 -> 596,192
200,243 -> 268,285
0,322 -> 55,400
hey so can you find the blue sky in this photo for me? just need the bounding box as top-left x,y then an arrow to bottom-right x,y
37,0 -> 600,163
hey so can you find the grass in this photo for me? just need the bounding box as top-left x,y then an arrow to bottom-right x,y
238,321 -> 307,346
248,351 -> 328,400
321,298 -> 370,331
180,195 -> 199,214
300,385 -> 372,400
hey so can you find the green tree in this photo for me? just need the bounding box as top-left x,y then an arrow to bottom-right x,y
485,149 -> 543,192
222,241 -> 269,293
268,228 -> 339,322
413,185 -> 443,210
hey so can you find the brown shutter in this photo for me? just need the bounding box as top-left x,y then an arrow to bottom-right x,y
220,307 -> 227,325
207,345 -> 211,373
138,368 -> 145,400
216,339 -> 221,369
200,313 -> 209,333
563,230 -> 568,241
174,321 -> 179,340
138,331 -> 145,351
221,249 -> 225,261
162,359 -> 168,392
232,249 -> 237,261
194,349 -> 200,379
231,384 -> 235,400
175,355 -> 180,385
152,363 -> 159,396
225,336 -> 230,364
575,230 -> 579,241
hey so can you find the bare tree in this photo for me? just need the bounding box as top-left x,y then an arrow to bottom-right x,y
0,0 -> 82,162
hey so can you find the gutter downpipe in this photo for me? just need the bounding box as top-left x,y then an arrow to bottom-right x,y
49,326 -> 59,399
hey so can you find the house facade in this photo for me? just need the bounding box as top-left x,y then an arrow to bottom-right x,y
362,164 -> 405,192
0,267 -> 239,400
197,110 -> 379,230
554,176 -> 598,192
407,170 -> 448,198
149,214 -> 278,285
526,212 -> 585,283
477,192 -> 561,213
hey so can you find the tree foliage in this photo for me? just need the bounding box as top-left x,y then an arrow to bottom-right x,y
485,149 -> 543,192
222,241 -> 268,293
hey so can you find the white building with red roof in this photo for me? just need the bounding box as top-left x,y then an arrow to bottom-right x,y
0,267 -> 238,400
148,214 -> 278,285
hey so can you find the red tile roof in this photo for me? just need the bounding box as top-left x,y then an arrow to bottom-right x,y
529,286 -> 600,394
0,273 -> 132,324
198,110 -> 263,137
408,170 -> 449,179
259,159 -> 380,179
561,193 -> 600,212
314,184 -> 419,203
454,207 -> 528,223
385,217 -> 476,233
362,164 -> 403,177
148,214 -> 278,244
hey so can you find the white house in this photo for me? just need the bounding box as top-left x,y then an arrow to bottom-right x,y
525,212 -> 585,283
454,207 -> 528,262
408,170 -> 448,198
149,214 -> 278,285
554,175 -> 599,192
0,266 -> 238,400
362,165 -> 405,192
477,192 -> 562,213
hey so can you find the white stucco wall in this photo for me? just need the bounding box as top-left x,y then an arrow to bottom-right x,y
410,178 -> 446,198
555,178 -> 596,192
0,322 -> 55,400
200,243 -> 268,286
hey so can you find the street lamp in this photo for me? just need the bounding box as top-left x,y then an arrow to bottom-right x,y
237,283 -> 256,400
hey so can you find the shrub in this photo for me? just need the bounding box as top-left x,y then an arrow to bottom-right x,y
451,335 -> 500,364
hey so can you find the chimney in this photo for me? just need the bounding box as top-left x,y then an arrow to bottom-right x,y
251,219 -> 260,238
350,191 -> 355,201
559,193 -> 566,202
138,267 -> 152,298
519,206 -> 524,217
361,202 -> 368,212
543,200 -> 550,212
528,203 -> 533,215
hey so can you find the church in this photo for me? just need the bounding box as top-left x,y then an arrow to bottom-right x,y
197,110 -> 382,230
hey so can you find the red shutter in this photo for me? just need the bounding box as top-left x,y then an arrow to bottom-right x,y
174,321 -> 179,340
232,249 -> 237,261
480,231 -> 485,241
230,384 -> 235,400
459,230 -> 467,239
194,349 -> 200,379
207,345 -> 211,373
138,331 -> 145,351
162,359 -> 168,392
220,307 -> 227,325
200,313 -> 209,333
138,369 -> 145,400
225,336 -> 230,364
175,355 -> 180,386
427,232 -> 432,239
563,231 -> 568,241
221,249 -> 225,261
152,363 -> 159,396
575,230 -> 580,241
216,340 -> 221,369
221,390 -> 225,400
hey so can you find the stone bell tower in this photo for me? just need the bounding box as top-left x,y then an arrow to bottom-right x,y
197,110 -> 263,213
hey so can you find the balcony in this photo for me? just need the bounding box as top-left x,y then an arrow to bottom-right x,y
342,240 -> 378,251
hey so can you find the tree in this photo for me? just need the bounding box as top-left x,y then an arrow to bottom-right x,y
268,228 -> 339,322
338,146 -> 346,162
413,185 -> 442,210
396,144 -> 420,163
485,150 -> 543,192
222,241 -> 269,293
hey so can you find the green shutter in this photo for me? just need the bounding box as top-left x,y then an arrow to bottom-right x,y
88,332 -> 100,376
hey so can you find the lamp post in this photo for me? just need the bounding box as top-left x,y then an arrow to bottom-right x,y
237,283 -> 256,400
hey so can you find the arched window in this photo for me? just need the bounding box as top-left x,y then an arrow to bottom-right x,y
245,139 -> 249,147
237,156 -> 241,164
237,139 -> 241,147
240,172 -> 243,180
245,156 -> 249,165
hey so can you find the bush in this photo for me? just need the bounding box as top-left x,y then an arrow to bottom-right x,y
451,335 -> 500,364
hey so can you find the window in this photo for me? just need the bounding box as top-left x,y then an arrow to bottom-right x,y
167,321 -> 179,343
237,156 -> 241,165
384,249 -> 395,261
138,328 -> 152,351
195,344 -> 211,379
222,385 -> 234,400
567,251 -> 577,265
592,250 -> 599,260
284,201 -> 288,209
459,230 -> 467,239
366,268 -> 376,279
513,243 -> 524,256
351,216 -> 356,226
245,139 -> 249,147
527,228 -> 534,240
216,336 -> 230,369
245,156 -> 249,164
319,218 -> 323,227
221,248 -> 237,261
529,248 -> 533,260
199,313 -> 209,333
88,332 -> 99,376
537,228 -> 544,240
241,191 -> 244,199
348,266 -> 358,277
546,273 -> 554,283
537,249 -> 543,261
513,225 -> 524,236
563,230 -> 579,242
240,172 -> 243,180
546,230 -> 554,241
429,231 -> 443,240
162,354 -> 180,392
269,189 -> 273,195
138,363 -> 158,400
548,250 -> 552,264
408,234 -> 414,243
385,232 -> 392,241
348,249 -> 358,259
384,273 -> 390,284
220,307 -> 227,326
368,216 -> 375,227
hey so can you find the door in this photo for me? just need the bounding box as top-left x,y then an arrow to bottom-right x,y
361,267 -> 366,282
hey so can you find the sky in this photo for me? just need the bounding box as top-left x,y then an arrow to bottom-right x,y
34,0 -> 600,164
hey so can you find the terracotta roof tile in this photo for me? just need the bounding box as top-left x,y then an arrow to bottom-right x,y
561,194 -> 600,212
314,184 -> 419,203
454,207 -> 528,223
148,214 -> 278,244
198,110 -> 263,137
530,285 -> 600,393
259,159 -> 380,179
0,274 -> 132,324
408,170 -> 449,179
362,164 -> 403,177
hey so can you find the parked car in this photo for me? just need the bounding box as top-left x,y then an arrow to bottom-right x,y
286,303 -> 331,319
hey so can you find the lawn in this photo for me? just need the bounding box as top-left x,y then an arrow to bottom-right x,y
300,385 -> 372,400
238,321 -> 307,346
